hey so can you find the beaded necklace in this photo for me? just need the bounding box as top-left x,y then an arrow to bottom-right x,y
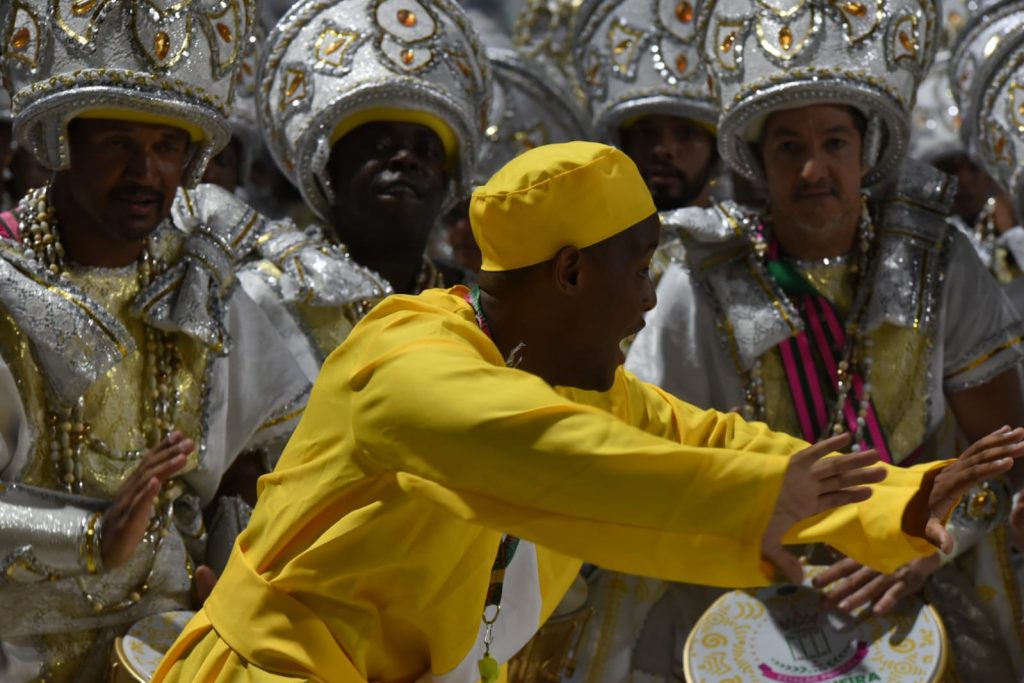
16,185 -> 182,493
745,196 -> 884,455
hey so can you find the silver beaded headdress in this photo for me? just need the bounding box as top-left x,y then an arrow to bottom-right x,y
948,0 -> 1024,153
477,47 -> 591,185
258,0 -> 491,222
953,2 -> 1024,220
575,0 -> 717,144
701,0 -> 940,184
907,0 -> 981,165
0,0 -> 256,186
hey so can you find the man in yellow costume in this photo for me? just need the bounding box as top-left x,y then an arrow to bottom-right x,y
156,142 -> 1022,683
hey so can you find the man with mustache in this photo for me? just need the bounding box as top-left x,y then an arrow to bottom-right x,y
571,0 -> 722,216
565,1 -> 734,676
618,115 -> 716,211
573,0 -> 754,295
154,140 -> 1024,683
258,0 -> 489,300
625,0 -> 1024,679
0,2 -> 314,680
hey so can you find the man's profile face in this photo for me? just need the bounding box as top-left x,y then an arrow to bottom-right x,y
64,118 -> 190,241
619,114 -> 716,210
202,136 -> 241,193
327,121 -> 447,241
568,214 -> 660,390
932,152 -> 999,222
760,104 -> 868,242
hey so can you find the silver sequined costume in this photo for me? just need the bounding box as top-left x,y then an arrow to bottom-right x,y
0,2 -> 314,680
589,0 -> 1024,679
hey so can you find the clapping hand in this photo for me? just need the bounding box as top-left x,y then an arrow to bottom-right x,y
100,432 -> 192,569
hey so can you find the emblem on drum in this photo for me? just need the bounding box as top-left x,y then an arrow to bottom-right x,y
684,568 -> 948,683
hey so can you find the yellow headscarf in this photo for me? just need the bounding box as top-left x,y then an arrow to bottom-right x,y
471,142 -> 656,272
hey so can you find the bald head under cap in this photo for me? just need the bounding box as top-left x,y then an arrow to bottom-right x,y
471,141 -> 657,272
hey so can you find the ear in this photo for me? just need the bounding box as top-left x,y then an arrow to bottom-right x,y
551,245 -> 585,296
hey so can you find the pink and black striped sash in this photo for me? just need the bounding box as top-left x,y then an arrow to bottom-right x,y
764,242 -> 893,463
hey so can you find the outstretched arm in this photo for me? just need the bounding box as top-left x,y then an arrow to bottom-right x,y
582,369 -> 1024,576
354,340 -> 902,587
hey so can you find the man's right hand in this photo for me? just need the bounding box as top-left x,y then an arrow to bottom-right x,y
761,433 -> 886,584
100,432 -> 193,569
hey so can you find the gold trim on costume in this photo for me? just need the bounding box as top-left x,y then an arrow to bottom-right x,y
950,336 -> 1024,377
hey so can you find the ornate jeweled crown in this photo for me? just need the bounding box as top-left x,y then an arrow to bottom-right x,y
701,0 -> 939,184
477,47 -> 592,185
958,8 -> 1024,220
514,0 -> 589,111
0,0 -> 255,186
258,0 -> 491,222
948,0 -> 1024,151
907,0 -> 983,164
575,0 -> 717,144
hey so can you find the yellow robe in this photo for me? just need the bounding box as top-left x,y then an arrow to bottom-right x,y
154,286 -> 943,683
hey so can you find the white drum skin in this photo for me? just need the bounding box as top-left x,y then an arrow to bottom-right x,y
110,610 -> 195,683
684,568 -> 947,683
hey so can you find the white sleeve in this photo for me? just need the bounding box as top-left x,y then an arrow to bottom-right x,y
942,230 -> 1024,392
187,287 -> 311,505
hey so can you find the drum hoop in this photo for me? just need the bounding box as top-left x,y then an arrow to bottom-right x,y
112,637 -> 149,683
682,588 -> 950,683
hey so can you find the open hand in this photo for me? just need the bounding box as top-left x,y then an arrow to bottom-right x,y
762,433 -> 886,584
812,553 -> 940,615
100,432 -> 193,569
922,426 -> 1024,553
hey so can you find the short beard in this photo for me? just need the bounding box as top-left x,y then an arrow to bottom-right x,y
649,164 -> 715,211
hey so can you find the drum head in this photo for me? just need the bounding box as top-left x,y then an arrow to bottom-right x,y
115,610 -> 195,681
684,570 -> 947,682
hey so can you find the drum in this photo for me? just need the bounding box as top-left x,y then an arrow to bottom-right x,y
110,610 -> 194,683
684,568 -> 947,683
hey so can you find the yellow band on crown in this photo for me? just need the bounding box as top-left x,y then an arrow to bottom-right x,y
75,108 -> 205,142
619,114 -> 718,137
330,107 -> 458,170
